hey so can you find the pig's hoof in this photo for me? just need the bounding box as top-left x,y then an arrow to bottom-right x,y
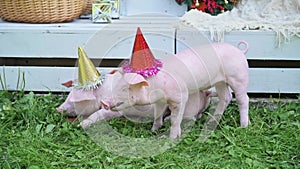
163,116 -> 171,122
151,124 -> 162,131
240,121 -> 249,128
197,113 -> 203,119
169,133 -> 180,139
169,129 -> 181,139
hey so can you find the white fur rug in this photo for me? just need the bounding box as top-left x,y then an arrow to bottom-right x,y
175,0 -> 300,46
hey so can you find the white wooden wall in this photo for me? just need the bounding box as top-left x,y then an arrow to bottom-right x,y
0,2 -> 299,94
120,0 -> 187,16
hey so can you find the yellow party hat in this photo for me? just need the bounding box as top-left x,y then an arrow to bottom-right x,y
77,46 -> 103,90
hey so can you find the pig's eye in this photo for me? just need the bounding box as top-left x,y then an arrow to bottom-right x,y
130,95 -> 135,101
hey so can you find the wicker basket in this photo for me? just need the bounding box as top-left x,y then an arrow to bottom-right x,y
0,0 -> 83,23
82,0 -> 95,15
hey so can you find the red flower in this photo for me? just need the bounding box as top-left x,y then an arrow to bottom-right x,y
203,0 -> 224,13
191,1 -> 207,12
177,0 -> 232,15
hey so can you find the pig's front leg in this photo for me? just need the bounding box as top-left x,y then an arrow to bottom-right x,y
80,109 -> 122,128
168,102 -> 186,139
151,102 -> 168,131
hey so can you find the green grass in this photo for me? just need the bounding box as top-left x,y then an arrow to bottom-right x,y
0,91 -> 299,169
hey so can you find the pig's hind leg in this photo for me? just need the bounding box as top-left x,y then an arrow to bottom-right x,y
230,82 -> 249,127
214,82 -> 232,117
227,71 -> 249,127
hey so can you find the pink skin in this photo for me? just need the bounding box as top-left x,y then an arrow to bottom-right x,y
56,71 -> 122,118
57,72 -> 206,123
151,90 -> 215,131
56,92 -> 76,116
56,87 -> 102,118
80,105 -> 157,128
56,74 -> 214,129
80,90 -> 214,128
101,42 -> 250,138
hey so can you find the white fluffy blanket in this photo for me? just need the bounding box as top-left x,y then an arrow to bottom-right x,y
175,0 -> 300,46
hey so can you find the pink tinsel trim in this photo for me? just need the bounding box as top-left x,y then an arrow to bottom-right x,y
122,59 -> 163,78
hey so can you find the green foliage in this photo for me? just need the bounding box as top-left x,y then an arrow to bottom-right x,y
0,91 -> 299,168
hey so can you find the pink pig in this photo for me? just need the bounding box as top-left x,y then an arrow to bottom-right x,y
80,89 -> 215,128
57,71 -> 215,129
101,42 -> 250,138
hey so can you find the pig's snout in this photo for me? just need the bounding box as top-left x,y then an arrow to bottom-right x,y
101,100 -> 110,110
56,104 -> 75,116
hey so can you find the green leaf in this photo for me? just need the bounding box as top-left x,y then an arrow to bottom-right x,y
35,124 -> 43,133
228,149 -> 236,157
3,104 -> 11,111
245,158 -> 253,166
50,161 -> 60,166
75,151 -> 84,158
28,165 -> 40,169
45,124 -> 55,133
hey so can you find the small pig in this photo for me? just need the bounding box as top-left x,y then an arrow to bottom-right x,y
151,90 -> 215,131
80,89 -> 215,128
101,42 -> 250,138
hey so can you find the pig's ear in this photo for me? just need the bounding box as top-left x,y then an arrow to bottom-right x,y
61,80 -> 74,88
69,89 -> 96,102
124,73 -> 149,87
109,68 -> 122,74
109,69 -> 118,74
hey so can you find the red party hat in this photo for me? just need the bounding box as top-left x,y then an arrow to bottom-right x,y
123,27 -> 162,77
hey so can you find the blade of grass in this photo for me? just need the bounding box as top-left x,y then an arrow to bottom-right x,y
21,71 -> 26,91
16,68 -> 21,91
0,66 -> 7,91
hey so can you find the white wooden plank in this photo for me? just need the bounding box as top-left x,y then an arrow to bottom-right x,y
2,18 -> 299,60
0,15 -> 179,32
1,66 -> 299,93
0,66 -> 114,92
84,28 -> 175,59
0,31 -> 92,58
120,0 -> 186,17
224,31 -> 300,61
248,68 -> 300,93
176,30 -> 300,60
0,26 -> 175,59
